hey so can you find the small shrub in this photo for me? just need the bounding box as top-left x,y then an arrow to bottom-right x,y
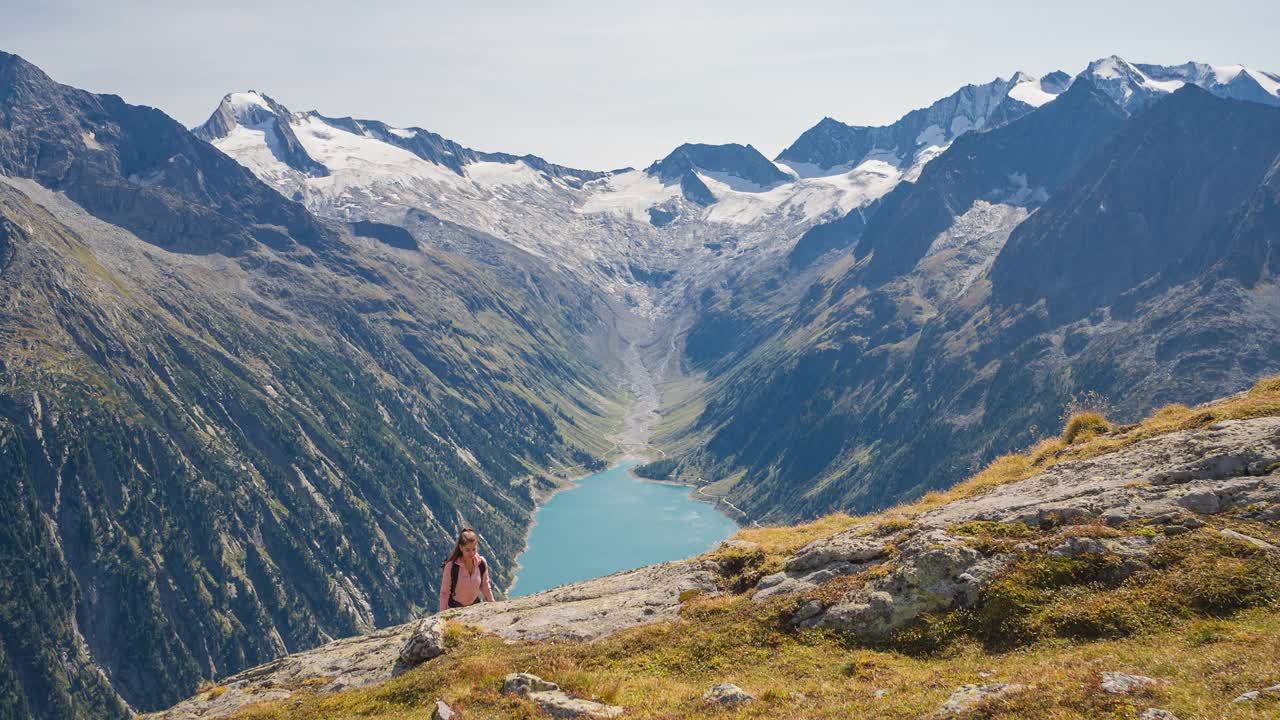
1061,412 -> 1113,445
712,546 -> 780,594
678,589 -> 704,603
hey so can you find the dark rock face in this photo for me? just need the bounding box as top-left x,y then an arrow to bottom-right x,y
991,86 -> 1280,324
786,201 -> 878,270
646,143 -> 788,203
776,77 -> 1032,172
854,78 -> 1129,285
352,220 -> 418,250
682,90 -> 1280,522
0,52 -> 328,255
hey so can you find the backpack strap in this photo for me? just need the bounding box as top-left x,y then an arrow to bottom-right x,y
449,562 -> 460,602
479,558 -> 487,581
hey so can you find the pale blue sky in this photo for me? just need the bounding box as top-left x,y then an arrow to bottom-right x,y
5,1 -> 1279,170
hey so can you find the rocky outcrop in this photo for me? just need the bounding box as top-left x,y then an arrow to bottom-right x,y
151,409 -> 1279,720
147,559 -> 715,719
444,559 -> 720,642
763,417 -> 1280,639
794,530 -> 1009,639
918,418 -> 1280,529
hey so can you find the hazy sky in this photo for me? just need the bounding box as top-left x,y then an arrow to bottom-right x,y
5,1 -> 1279,170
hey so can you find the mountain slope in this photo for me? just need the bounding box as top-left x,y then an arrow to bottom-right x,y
672,89 -> 1280,521
0,55 -> 623,719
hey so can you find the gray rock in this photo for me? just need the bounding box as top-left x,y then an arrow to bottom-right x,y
431,699 -> 456,720
919,418 -> 1280,530
786,535 -> 888,571
398,617 -> 446,665
802,531 -> 1008,639
1232,683 -> 1280,703
933,683 -> 1029,717
1219,528 -> 1278,552
527,692 -> 623,718
1177,489 -> 1220,514
703,682 -> 754,706
1037,505 -> 1095,527
1139,709 -> 1179,720
503,672 -> 561,696
504,673 -> 623,718
792,599 -> 824,623
1100,672 -> 1158,694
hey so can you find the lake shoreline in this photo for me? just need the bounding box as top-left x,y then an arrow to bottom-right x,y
507,457 -> 738,598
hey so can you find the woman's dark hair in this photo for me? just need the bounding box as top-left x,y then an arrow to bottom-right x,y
442,528 -> 479,568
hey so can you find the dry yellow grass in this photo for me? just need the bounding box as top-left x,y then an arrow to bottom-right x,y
225,601 -> 1280,720
733,373 -> 1280,557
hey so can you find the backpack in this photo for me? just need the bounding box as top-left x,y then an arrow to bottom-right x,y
449,557 -> 487,605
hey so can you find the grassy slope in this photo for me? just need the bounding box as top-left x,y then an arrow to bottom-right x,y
217,376 -> 1280,720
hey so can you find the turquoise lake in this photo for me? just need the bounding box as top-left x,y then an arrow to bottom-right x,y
507,459 -> 739,597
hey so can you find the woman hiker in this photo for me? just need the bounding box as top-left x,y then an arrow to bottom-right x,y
438,527 -> 495,611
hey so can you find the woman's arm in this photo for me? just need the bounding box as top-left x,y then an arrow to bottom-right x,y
438,564 -> 450,612
482,562 -> 495,602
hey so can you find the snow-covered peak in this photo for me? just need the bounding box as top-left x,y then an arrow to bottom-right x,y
1007,72 -> 1059,108
225,90 -> 272,116
1078,57 -> 1280,110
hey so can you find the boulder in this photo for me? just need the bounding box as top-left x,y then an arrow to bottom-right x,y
933,683 -> 1029,717
1139,710 -> 1179,720
703,682 -> 754,706
1048,537 -> 1106,558
398,617 -> 447,665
